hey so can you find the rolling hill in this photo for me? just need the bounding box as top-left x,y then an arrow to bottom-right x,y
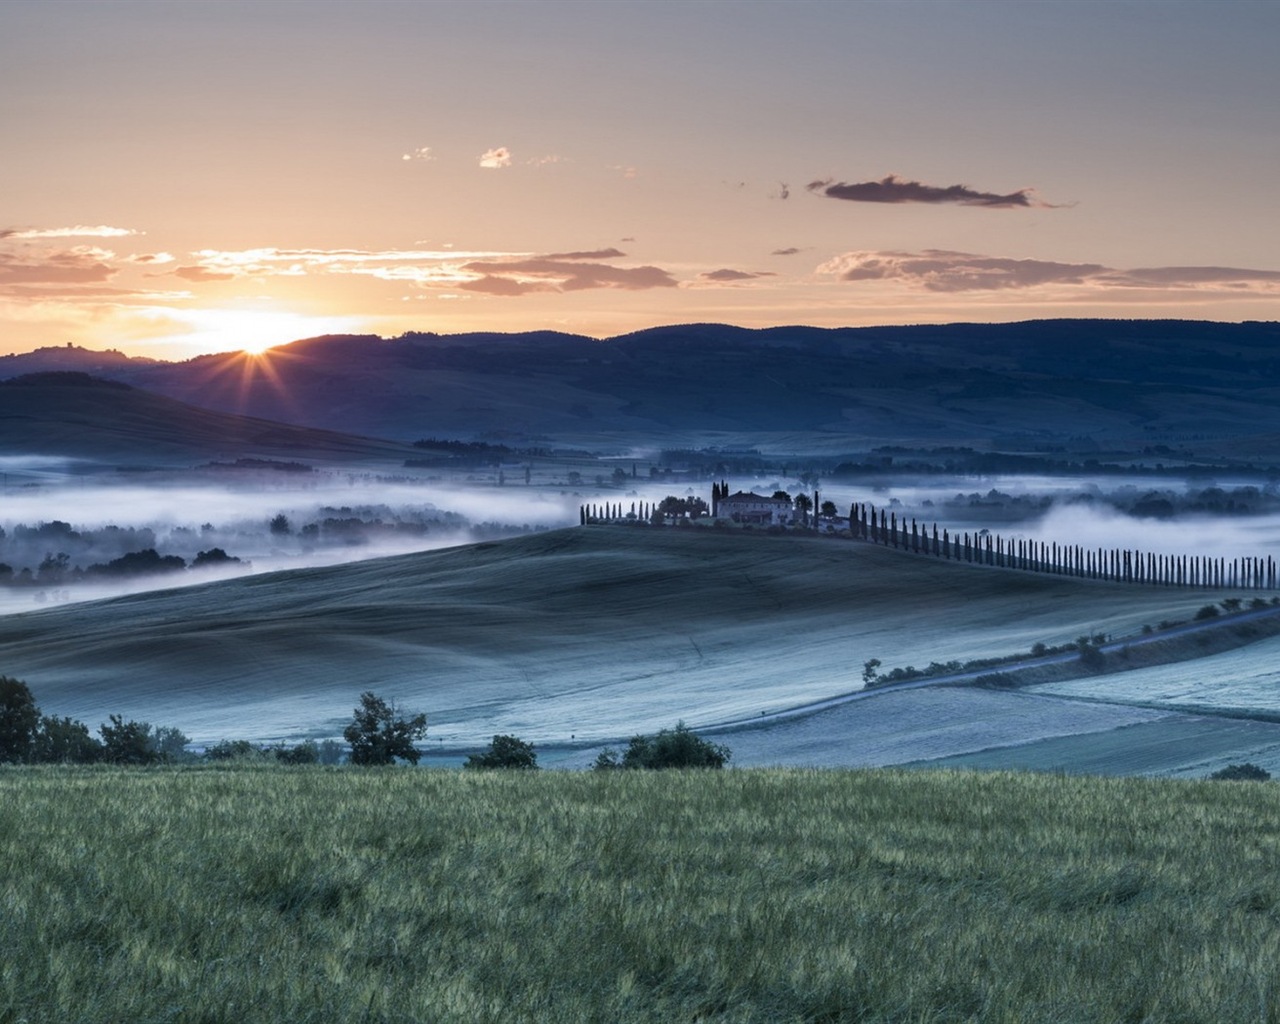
6,319 -> 1280,451
1,525 -> 1266,762
0,372 -> 417,464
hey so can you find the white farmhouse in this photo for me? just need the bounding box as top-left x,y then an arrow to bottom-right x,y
715,490 -> 794,525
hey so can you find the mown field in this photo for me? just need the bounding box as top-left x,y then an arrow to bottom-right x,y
3,766 -> 1279,1024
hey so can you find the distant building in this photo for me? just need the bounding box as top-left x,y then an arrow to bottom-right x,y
715,490 -> 794,525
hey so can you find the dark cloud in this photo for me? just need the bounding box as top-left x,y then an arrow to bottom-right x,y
461,256 -> 678,295
807,174 -> 1054,209
172,265 -> 237,283
820,249 -> 1280,294
541,247 -> 627,261
771,247 -> 802,256
698,269 -> 777,283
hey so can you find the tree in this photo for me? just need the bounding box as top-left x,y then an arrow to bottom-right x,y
1209,762 -> 1270,781
861,658 -> 881,685
793,493 -> 813,525
771,490 -> 791,503
99,715 -> 158,765
342,691 -> 427,765
269,513 -> 291,536
819,500 -> 838,519
464,734 -> 539,770
0,676 -> 41,763
617,722 -> 730,770
32,715 -> 101,764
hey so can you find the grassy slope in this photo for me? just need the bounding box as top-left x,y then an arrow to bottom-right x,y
3,766 -> 1279,1024
0,374 -> 414,463
0,526 -> 1259,746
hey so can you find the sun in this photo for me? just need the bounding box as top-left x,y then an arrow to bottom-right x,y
139,307 -> 367,359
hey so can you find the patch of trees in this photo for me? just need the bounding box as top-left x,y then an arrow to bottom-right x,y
1209,763 -> 1271,781
464,734 -> 539,770
0,677 -> 188,765
593,722 -> 730,770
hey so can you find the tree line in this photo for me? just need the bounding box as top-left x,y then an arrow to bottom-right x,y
847,502 -> 1279,590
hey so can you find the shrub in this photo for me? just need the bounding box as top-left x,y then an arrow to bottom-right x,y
342,691 -> 427,766
464,734 -> 539,770
1209,763 -> 1271,782
619,722 -> 730,770
206,739 -> 264,762
276,740 -> 320,765
1194,604 -> 1220,620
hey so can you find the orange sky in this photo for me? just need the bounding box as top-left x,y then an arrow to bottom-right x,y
3,1 -> 1279,359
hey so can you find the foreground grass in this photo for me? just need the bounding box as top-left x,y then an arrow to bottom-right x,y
2,768 -> 1279,1023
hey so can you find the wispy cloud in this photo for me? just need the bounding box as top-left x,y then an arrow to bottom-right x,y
171,265 -> 237,283
542,247 -> 626,260
771,247 -> 802,256
479,146 -> 512,169
0,225 -> 140,239
807,174 -> 1059,209
818,249 -> 1280,294
125,252 -> 175,265
0,246 -> 117,289
401,146 -> 436,162
459,254 -> 677,295
526,154 -> 567,167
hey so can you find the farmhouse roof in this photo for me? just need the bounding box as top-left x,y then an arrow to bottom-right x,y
720,491 -> 791,505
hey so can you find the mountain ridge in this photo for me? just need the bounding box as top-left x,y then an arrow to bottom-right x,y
4,319 -> 1280,450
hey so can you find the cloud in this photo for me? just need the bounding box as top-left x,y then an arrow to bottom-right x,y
771,247 -> 802,256
609,165 -> 639,180
0,247 -> 117,288
774,182 -> 790,200
171,265 -> 237,283
401,146 -> 436,162
807,174 -> 1057,209
818,249 -> 1280,294
479,146 -> 512,169
459,255 -> 678,295
526,154 -> 567,167
125,252 -> 175,265
0,225 -> 140,239
542,247 -> 626,260
695,269 -> 777,284
1101,266 -> 1280,288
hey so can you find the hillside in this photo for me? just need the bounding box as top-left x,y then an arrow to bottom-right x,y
0,372 -> 416,464
0,525 -> 1263,753
8,319 -> 1280,450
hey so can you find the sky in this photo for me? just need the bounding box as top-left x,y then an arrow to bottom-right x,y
2,0 -> 1279,359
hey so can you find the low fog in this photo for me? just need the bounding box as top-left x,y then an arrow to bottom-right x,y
4,462 -> 1280,616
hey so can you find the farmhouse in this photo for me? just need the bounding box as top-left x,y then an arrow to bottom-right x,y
715,490 -> 794,525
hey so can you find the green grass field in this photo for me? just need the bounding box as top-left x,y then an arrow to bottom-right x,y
3,765 -> 1279,1023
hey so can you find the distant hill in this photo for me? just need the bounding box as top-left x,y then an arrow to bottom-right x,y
6,320 -> 1280,450
0,372 -> 416,464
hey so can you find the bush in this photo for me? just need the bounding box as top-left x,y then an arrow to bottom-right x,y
1194,604 -> 1221,620
612,722 -> 730,770
342,691 -> 427,766
206,739 -> 264,762
276,740 -> 320,765
1209,763 -> 1271,782
464,734 -> 539,770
